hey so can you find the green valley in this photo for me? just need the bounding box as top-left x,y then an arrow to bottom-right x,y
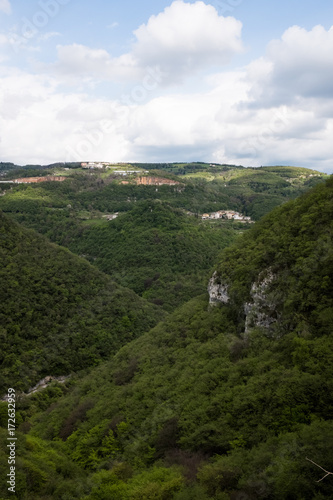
0,163 -> 327,311
0,163 -> 332,499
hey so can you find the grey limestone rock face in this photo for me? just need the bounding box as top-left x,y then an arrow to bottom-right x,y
244,269 -> 277,334
208,268 -> 279,335
208,271 -> 229,305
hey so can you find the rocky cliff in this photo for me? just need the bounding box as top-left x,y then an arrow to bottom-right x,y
14,176 -> 66,183
243,269 -> 278,334
208,268 -> 278,334
134,176 -> 180,186
208,271 -> 229,305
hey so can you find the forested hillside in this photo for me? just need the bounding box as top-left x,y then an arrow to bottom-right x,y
0,212 -> 163,393
60,201 -> 239,311
211,175 -> 333,339
1,176 -> 332,499
0,163 -> 327,311
0,163 -> 326,226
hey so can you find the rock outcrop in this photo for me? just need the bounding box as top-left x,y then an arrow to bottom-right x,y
27,375 -> 69,395
134,176 -> 180,186
244,269 -> 278,334
208,268 -> 279,334
208,271 -> 229,304
14,176 -> 66,183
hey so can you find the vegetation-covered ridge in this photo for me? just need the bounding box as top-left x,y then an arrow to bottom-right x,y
211,175 -> 333,339
60,200 -> 240,311
0,211 -> 164,393
1,176 -> 332,499
0,163 -> 327,221
0,164 -> 327,313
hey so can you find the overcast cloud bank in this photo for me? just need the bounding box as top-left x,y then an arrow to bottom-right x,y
0,1 -> 332,172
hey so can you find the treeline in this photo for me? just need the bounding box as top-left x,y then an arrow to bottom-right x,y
130,162 -> 244,176
0,183 -> 243,311
0,162 -> 19,172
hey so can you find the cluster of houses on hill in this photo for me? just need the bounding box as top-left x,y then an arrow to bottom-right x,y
114,170 -> 148,176
202,210 -> 254,223
81,162 -> 109,169
81,162 -> 149,175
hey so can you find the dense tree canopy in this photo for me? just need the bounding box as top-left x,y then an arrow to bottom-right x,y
0,212 -> 163,393
0,167 -> 331,499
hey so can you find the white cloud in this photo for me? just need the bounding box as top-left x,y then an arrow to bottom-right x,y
1,13 -> 333,173
0,62 -> 332,172
133,0 -> 243,82
126,71 -> 249,150
53,44 -> 138,82
52,1 -> 243,85
0,67 -> 133,164
247,25 -> 333,107
0,33 -> 9,57
0,0 -> 11,15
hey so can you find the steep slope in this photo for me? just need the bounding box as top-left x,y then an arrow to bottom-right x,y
10,177 -> 333,499
209,175 -> 333,338
0,212 -> 164,393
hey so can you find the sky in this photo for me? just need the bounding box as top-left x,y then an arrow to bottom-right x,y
0,0 -> 333,172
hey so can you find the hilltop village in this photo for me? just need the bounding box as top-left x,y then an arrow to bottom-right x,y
202,210 -> 254,223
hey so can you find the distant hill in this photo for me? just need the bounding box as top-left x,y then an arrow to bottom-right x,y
0,165 -> 328,313
0,162 -> 20,176
0,163 -> 327,219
